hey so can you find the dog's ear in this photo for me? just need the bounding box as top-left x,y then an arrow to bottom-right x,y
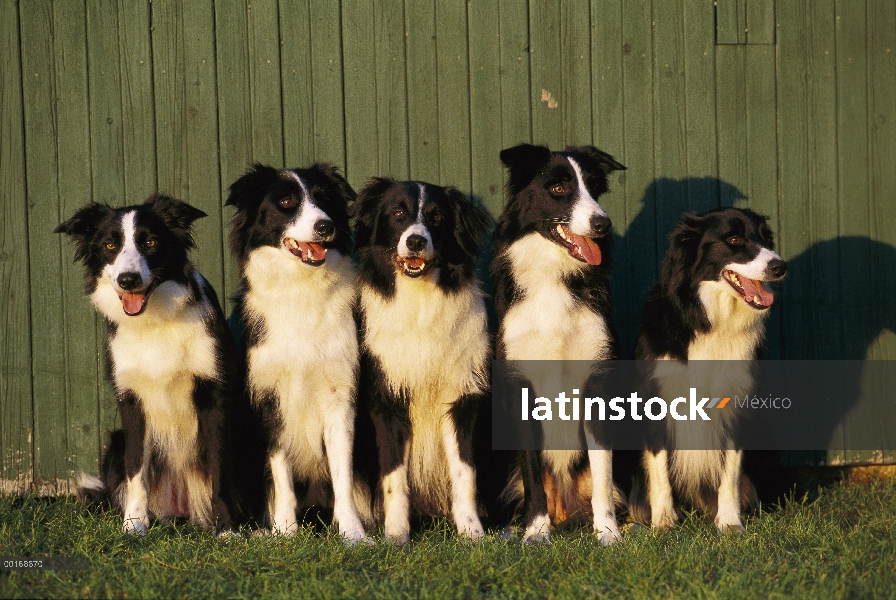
145,194 -> 206,249
572,145 -> 627,174
662,212 -> 712,328
499,144 -> 552,195
225,163 -> 279,257
54,202 -> 116,263
446,187 -> 493,260
310,162 -> 357,206
351,177 -> 395,248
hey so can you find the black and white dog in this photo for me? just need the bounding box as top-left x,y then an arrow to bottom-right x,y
635,207 -> 787,533
227,163 -> 371,542
352,178 -> 492,544
57,195 -> 237,534
493,144 -> 626,544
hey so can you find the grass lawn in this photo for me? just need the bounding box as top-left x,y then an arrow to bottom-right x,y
1,480 -> 894,599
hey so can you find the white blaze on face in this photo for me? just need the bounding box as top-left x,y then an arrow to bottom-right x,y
397,183 -> 434,259
280,170 -> 334,243
566,157 -> 608,236
725,247 -> 782,280
107,211 -> 151,292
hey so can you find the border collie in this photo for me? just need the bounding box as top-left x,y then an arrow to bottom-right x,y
493,144 -> 626,544
352,178 -> 492,545
226,163 -> 372,542
634,207 -> 787,533
57,195 -> 237,534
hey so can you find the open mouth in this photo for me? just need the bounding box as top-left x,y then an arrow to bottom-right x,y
117,286 -> 152,317
284,238 -> 327,266
394,255 -> 430,277
723,270 -> 775,310
550,224 -> 603,265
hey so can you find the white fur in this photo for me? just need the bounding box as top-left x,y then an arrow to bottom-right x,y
283,199 -> 334,244
243,245 -> 370,539
726,247 -> 782,281
585,433 -> 621,545
382,463 -> 411,543
522,513 -> 551,544
122,469 -> 149,535
397,185 -> 434,259
92,268 -> 220,528
360,273 -> 489,537
106,211 -> 151,291
566,157 -> 608,236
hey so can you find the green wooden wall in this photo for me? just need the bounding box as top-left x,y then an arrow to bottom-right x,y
1,0 -> 894,492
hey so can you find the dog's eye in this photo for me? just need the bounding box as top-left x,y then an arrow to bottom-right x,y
431,214 -> 443,224
105,242 -> 116,251
727,236 -> 745,246
550,184 -> 565,194
279,197 -> 297,208
145,238 -> 157,248
393,210 -> 405,219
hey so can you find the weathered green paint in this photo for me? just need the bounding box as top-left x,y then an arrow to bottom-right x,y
2,0 -> 895,490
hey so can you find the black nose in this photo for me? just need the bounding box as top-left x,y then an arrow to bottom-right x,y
117,272 -> 143,291
406,234 -> 427,252
767,258 -> 787,278
590,214 -> 611,237
314,219 -> 335,238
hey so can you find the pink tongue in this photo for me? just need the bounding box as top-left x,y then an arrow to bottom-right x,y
567,232 -> 602,265
297,242 -> 327,262
121,292 -> 146,315
740,276 -> 774,306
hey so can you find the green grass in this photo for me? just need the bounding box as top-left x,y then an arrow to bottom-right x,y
1,481 -> 895,599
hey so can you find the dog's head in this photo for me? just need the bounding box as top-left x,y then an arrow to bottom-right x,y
664,207 -> 787,311
226,163 -> 355,266
498,144 -> 625,266
351,178 -> 492,289
54,195 -> 206,317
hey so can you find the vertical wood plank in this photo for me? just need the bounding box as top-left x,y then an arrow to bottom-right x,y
620,0 -> 657,355
279,0 -> 315,169
560,0 -> 592,146
746,0 -> 776,45
435,0 -> 471,192
342,0 -> 377,190
652,0 -> 689,258
248,0 -> 284,165
469,0 -> 504,214
405,0 -> 439,183
868,0 -> 896,361
0,0 -> 33,492
153,0 -> 225,298
499,0 -> 532,151
715,45 -> 747,207
716,0 -> 747,44
529,0 -> 562,147
374,0 -> 410,181
683,0 -> 719,212
308,1 -> 345,166
776,0 -> 812,360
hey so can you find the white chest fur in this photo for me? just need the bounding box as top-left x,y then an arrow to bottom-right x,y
500,233 -> 611,362
689,280 -> 766,360
93,276 -> 218,470
360,271 -> 489,400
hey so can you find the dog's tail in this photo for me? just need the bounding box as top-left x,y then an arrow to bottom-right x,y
76,430 -> 126,509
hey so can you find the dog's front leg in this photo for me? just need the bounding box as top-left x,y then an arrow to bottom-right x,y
585,429 -> 620,545
644,448 -> 677,531
520,449 -> 551,544
323,396 -> 370,544
120,393 -> 149,535
268,449 -> 298,535
372,408 -> 411,545
443,396 -> 483,540
715,448 -> 745,534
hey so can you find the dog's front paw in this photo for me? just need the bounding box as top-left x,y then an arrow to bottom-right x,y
384,532 -> 410,547
594,526 -> 621,546
522,514 -> 551,545
456,514 -> 484,541
340,527 -> 374,546
270,520 -> 298,536
651,510 -> 678,532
